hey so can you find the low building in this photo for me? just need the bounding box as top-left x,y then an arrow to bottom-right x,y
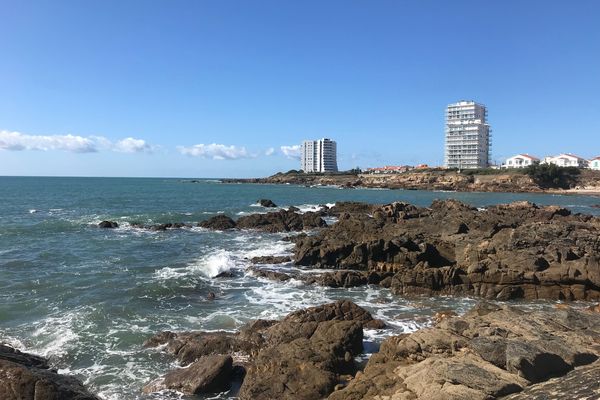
366,165 -> 412,174
590,157 -> 600,170
541,154 -> 589,168
502,154 -> 539,169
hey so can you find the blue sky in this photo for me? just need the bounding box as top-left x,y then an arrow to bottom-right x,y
1,0 -> 599,177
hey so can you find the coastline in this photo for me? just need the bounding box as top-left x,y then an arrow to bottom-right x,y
220,170 -> 600,197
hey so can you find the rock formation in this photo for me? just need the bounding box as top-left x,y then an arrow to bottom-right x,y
0,344 -> 100,400
328,302 -> 600,400
294,200 -> 600,300
143,300 -> 382,399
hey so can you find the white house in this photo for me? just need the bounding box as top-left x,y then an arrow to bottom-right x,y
590,157 -> 600,170
502,154 -> 539,168
541,154 -> 589,168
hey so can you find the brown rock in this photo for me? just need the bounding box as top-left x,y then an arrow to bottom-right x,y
0,344 -> 100,400
142,355 -> 233,395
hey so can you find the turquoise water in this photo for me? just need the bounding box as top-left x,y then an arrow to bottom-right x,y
0,177 -> 598,399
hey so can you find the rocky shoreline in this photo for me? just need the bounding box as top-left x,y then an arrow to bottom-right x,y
220,169 -> 600,195
6,198 -> 600,399
139,300 -> 600,400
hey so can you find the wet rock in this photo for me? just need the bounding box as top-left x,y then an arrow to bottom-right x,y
250,255 -> 292,264
98,220 -> 118,228
237,209 -> 326,233
142,355 -> 233,395
199,215 -> 237,230
0,344 -> 100,400
145,301 -> 380,400
248,266 -> 292,281
258,199 -> 277,207
214,271 -> 235,278
303,270 -> 369,288
294,199 -> 600,301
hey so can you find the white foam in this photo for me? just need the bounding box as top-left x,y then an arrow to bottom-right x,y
28,209 -> 38,214
187,250 -> 239,278
29,309 -> 90,358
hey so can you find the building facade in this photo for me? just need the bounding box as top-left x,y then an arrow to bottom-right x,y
444,101 -> 491,169
590,157 -> 600,170
541,154 -> 589,168
502,154 -> 539,169
300,138 -> 338,173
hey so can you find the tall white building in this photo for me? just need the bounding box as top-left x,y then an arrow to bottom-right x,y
300,138 -> 338,173
444,101 -> 491,169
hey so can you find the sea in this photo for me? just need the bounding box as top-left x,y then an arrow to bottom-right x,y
1,176 -> 599,400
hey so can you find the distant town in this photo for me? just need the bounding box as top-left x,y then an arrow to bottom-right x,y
297,100 -> 600,174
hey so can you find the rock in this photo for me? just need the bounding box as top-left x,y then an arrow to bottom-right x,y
199,215 -> 237,230
328,303 -> 600,400
258,199 -> 277,207
237,209 -> 326,232
294,199 -> 600,301
146,301 -> 379,400
98,220 -> 118,228
248,267 -> 292,282
303,270 -> 369,288
283,300 -> 385,329
142,355 -> 233,395
0,344 -> 100,400
214,271 -> 234,278
250,255 -> 292,264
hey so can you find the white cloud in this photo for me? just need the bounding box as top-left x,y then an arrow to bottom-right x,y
280,145 -> 301,160
265,147 -> 275,156
114,137 -> 152,153
177,143 -> 252,160
0,130 -> 152,154
0,130 -> 98,153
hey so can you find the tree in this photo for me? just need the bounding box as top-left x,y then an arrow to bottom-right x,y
524,163 -> 580,189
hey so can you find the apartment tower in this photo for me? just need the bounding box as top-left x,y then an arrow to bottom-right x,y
444,101 -> 491,169
300,138 -> 338,173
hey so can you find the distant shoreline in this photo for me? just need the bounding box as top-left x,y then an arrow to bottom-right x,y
221,169 -> 600,197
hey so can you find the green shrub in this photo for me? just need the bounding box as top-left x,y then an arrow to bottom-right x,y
524,164 -> 580,189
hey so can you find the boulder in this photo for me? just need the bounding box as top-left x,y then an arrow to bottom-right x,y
0,344 -> 100,400
258,199 -> 277,207
142,355 -> 233,395
98,220 -> 118,228
145,301 -> 379,400
199,215 -> 237,230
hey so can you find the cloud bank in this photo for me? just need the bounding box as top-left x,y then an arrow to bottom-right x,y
177,143 -> 252,160
280,145 -> 301,160
0,130 -> 152,153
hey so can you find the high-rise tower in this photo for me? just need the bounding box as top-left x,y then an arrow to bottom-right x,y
444,101 -> 491,169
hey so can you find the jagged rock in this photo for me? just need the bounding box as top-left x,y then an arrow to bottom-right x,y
328,303 -> 600,400
98,220 -> 118,228
145,301 -> 381,400
199,215 -> 237,230
294,200 -> 600,300
0,344 -> 100,400
248,266 -> 292,281
258,199 -> 277,207
250,255 -> 292,264
237,209 -> 326,232
142,355 -> 233,395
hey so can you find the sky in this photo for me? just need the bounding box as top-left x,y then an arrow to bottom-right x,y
1,0 -> 599,178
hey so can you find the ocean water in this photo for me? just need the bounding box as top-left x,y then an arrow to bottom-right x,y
0,177 -> 599,399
